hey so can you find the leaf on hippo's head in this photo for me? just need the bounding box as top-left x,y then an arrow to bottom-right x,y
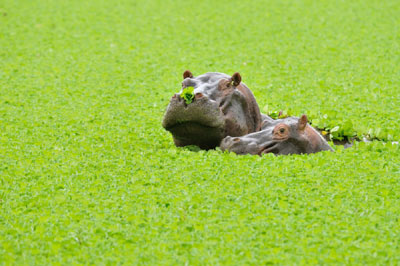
268,111 -> 280,119
181,86 -> 195,104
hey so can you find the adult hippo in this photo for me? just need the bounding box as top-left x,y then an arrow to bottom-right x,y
162,71 -> 262,149
220,114 -> 333,155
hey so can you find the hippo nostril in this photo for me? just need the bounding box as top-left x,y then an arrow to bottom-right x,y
195,93 -> 204,99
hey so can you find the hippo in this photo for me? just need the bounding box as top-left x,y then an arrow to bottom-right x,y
162,71 -> 262,149
220,114 -> 333,155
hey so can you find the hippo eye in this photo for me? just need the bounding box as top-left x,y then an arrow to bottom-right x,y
279,128 -> 285,133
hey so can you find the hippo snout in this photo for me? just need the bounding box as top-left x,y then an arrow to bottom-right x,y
170,92 -> 207,104
220,136 -> 232,151
220,136 -> 240,150
220,136 -> 260,155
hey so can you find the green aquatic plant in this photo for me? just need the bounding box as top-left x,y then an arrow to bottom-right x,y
1,0 -> 400,265
180,86 -> 195,104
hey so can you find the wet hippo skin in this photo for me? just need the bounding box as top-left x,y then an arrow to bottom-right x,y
220,115 -> 333,155
163,71 -> 333,155
162,71 -> 262,149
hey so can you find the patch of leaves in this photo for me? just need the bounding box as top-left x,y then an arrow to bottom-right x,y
180,87 -> 194,104
1,0 -> 400,265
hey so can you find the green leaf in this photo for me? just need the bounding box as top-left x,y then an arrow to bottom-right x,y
180,87 -> 195,104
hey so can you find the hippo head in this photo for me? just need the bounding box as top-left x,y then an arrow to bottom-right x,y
162,71 -> 262,149
220,115 -> 333,155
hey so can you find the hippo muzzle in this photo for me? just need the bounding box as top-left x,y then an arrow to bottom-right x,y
162,92 -> 225,149
220,134 -> 278,155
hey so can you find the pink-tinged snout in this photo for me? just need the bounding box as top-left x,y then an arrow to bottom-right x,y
220,136 -> 260,155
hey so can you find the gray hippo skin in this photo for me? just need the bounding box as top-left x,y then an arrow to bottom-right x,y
162,71 -> 262,149
220,115 -> 333,155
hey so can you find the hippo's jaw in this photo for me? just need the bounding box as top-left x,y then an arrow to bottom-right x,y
167,122 -> 225,149
162,93 -> 225,149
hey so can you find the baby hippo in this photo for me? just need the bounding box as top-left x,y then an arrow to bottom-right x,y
220,115 -> 333,155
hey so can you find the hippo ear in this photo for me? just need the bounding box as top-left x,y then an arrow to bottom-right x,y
298,114 -> 308,130
231,72 -> 241,86
183,70 -> 193,79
